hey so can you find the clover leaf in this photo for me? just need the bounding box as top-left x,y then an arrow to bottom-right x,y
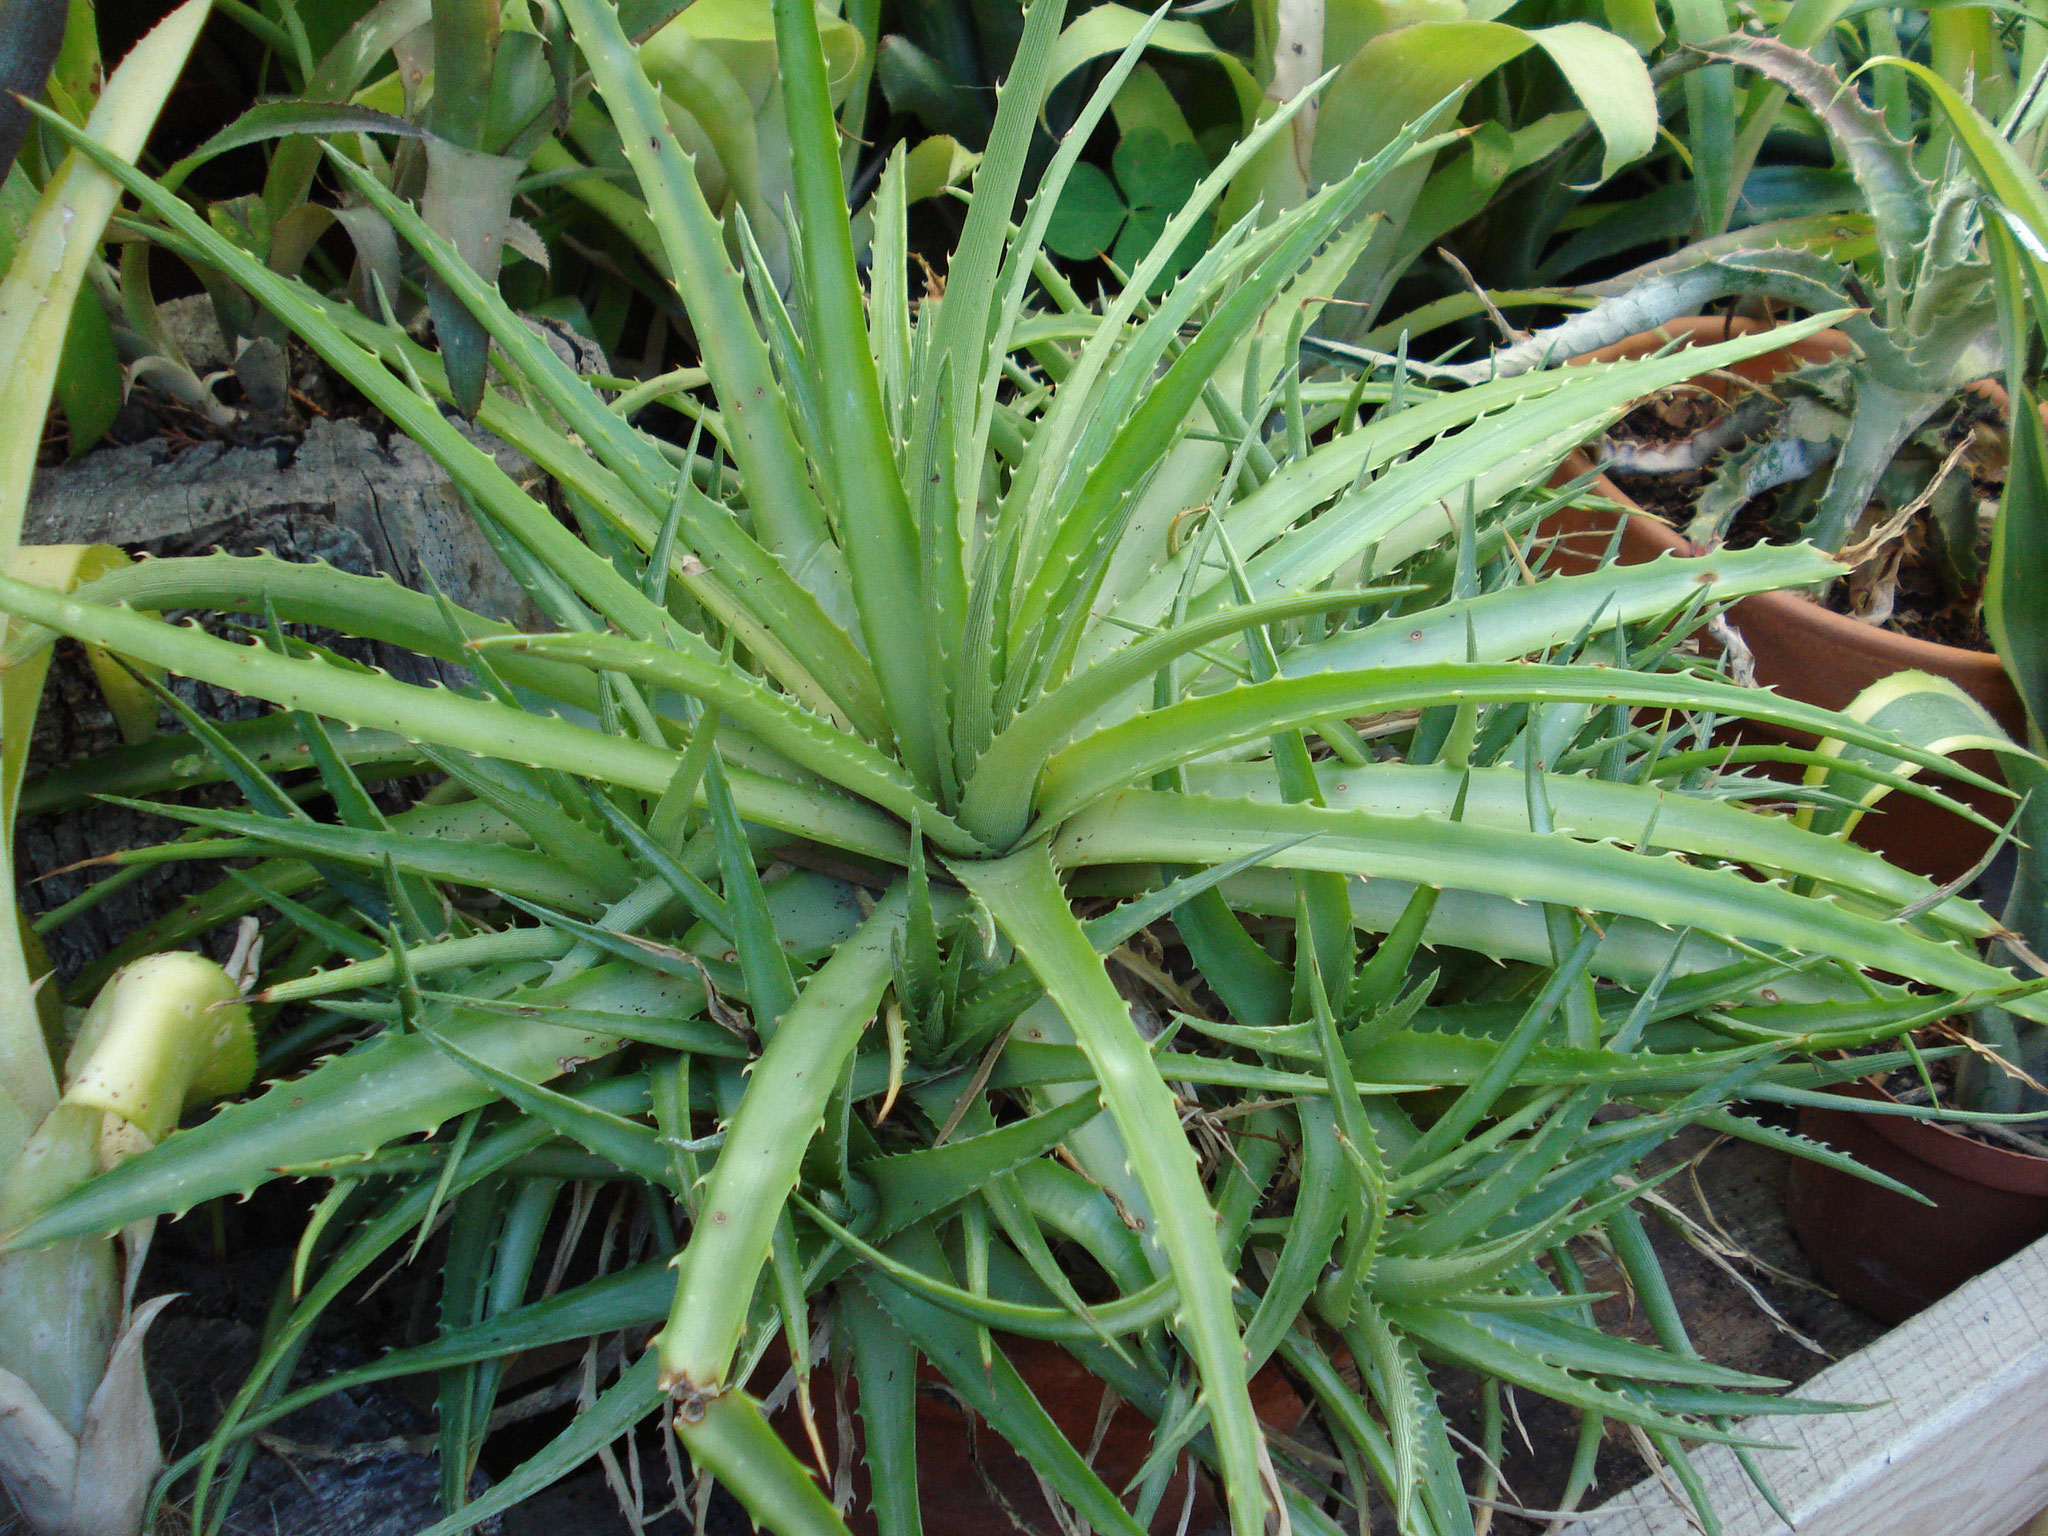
1045,128 -> 1211,287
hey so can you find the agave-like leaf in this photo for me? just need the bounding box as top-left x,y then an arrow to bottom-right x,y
1698,35 -> 1930,285
2,967 -> 698,1251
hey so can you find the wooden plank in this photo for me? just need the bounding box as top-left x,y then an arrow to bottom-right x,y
1562,1232 -> 2048,1536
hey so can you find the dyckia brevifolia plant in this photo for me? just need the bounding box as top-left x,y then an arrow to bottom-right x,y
2,2 -> 2046,1535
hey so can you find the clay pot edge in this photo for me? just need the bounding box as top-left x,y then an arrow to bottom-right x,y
1823,1069 -> 2048,1197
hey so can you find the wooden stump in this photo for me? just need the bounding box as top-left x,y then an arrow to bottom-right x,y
17,414 -> 540,979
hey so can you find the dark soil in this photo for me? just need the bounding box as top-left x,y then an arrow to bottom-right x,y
1604,389 -> 1723,525
1716,498 -> 1994,652
0,1181 -> 487,1536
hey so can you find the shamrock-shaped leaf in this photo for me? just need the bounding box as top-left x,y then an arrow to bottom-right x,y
1045,129 -> 1211,288
1045,162 -> 1127,264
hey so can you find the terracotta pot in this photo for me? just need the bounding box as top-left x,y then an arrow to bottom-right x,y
764,1335 -> 1306,1535
1787,1074 -> 2048,1323
1544,315 -> 2026,885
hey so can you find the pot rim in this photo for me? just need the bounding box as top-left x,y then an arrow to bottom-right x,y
1826,1071 -> 2048,1195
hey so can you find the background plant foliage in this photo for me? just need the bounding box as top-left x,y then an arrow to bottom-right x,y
11,0 -> 2046,428
0,2 -> 2046,1536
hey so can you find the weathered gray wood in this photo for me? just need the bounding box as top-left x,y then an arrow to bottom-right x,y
1562,1233 -> 2048,1536
22,413 -> 537,622
17,414 -> 541,979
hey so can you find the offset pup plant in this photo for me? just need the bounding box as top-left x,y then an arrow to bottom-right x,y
5,5 -> 2048,1536
0,954 -> 253,1536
